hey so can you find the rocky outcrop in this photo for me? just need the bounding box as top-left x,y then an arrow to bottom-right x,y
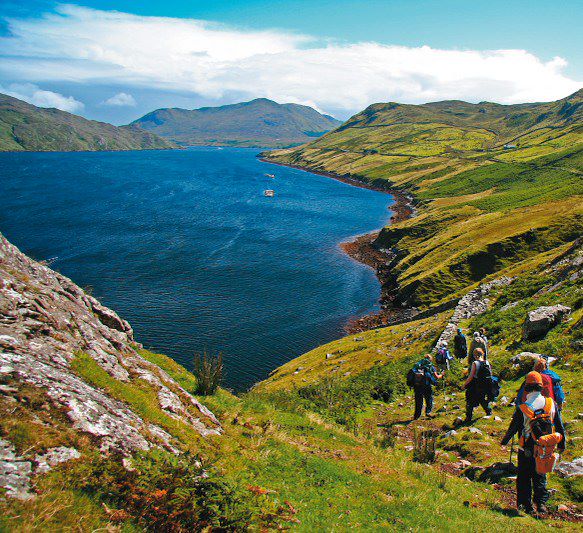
522,305 -> 571,340
0,233 -> 221,460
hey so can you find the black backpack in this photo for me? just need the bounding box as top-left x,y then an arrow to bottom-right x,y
476,360 -> 492,386
476,361 -> 500,401
406,368 -> 426,388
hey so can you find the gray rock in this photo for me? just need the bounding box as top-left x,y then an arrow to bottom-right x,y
444,430 -> 458,438
0,233 -> 222,454
522,305 -> 571,340
478,461 -> 517,483
0,438 -> 34,500
468,427 -> 483,435
35,447 -> 80,474
555,457 -> 583,478
510,351 -> 557,366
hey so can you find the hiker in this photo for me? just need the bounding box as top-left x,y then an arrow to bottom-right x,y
409,354 -> 444,420
464,348 -> 492,422
501,372 -> 566,515
435,340 -> 453,370
535,358 -> 566,410
479,328 -> 489,357
453,328 -> 468,360
515,358 -> 566,410
468,332 -> 487,366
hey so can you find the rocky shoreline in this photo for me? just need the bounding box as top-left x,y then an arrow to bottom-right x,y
258,156 -> 416,332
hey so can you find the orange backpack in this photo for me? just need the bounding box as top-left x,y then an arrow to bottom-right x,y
519,397 -> 563,474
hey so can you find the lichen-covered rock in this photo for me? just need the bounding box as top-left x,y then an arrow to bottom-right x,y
522,305 -> 571,340
35,447 -> 81,474
0,438 -> 34,500
0,233 -> 221,456
510,352 -> 557,366
555,457 -> 583,478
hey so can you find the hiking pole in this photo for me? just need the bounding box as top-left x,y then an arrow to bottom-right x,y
509,435 -> 515,465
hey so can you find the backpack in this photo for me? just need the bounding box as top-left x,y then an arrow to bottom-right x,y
540,373 -> 555,401
543,370 -> 566,406
475,361 -> 500,401
407,367 -> 427,388
436,347 -> 448,365
519,397 -> 563,474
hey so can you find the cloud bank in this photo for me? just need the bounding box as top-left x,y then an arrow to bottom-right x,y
1,4 -> 580,115
103,92 -> 137,106
0,82 -> 84,112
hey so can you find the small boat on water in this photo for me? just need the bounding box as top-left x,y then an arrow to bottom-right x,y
264,189 -> 275,197
265,173 -> 275,178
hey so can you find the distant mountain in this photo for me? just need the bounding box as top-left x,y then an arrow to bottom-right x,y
0,93 -> 177,152
131,98 -> 342,148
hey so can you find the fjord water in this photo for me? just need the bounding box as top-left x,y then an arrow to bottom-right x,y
0,147 -> 392,391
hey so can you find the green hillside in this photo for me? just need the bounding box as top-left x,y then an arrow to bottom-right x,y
131,98 -> 342,148
264,89 -> 583,308
0,93 -> 178,152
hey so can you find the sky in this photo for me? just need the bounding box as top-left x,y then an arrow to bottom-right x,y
1,1 -> 582,124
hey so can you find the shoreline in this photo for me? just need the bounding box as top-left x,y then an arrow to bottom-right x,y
259,156 -> 416,332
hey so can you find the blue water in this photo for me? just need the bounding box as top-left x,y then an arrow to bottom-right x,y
0,147 -> 393,391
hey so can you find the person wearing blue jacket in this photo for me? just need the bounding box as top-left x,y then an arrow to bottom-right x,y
412,354 -> 444,420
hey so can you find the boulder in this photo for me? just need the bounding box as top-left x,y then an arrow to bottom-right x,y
510,352 -> 556,366
478,461 -> 517,483
555,457 -> 583,478
522,305 -> 571,340
444,430 -> 458,438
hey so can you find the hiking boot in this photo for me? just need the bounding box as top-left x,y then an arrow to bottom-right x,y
536,504 -> 548,515
518,504 -> 535,516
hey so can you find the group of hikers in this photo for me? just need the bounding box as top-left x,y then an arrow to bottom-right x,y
407,327 -> 567,516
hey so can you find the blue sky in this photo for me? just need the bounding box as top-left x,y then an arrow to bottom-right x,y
1,1 -> 581,124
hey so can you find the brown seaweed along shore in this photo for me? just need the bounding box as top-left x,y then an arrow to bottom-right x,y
258,156 -> 415,332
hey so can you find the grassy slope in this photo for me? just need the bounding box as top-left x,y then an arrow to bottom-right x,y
131,98 -> 342,148
4,316 -> 579,531
253,241 -> 582,523
264,90 -> 583,307
0,93 -> 178,152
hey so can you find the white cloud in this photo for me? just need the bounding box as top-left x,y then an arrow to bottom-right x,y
0,82 -> 84,112
103,92 -> 136,106
0,5 -> 580,115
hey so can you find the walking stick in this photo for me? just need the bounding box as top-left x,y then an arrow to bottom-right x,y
509,435 -> 515,465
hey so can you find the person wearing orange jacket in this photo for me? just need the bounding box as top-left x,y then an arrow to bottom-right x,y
501,372 -> 566,516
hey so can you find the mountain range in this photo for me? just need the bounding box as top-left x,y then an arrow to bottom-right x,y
131,98 -> 342,148
0,93 -> 177,152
